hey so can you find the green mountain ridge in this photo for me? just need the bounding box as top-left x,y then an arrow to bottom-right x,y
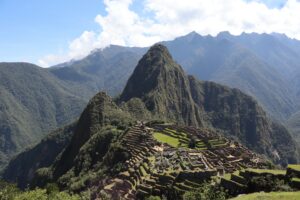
163,32 -> 298,121
50,32 -> 300,137
0,46 -> 145,169
49,45 -> 145,97
0,62 -> 86,168
1,31 -> 300,177
3,45 -> 298,193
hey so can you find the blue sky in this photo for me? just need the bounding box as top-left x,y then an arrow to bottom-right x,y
247,0 -> 287,8
0,0 -> 105,63
0,0 -> 297,66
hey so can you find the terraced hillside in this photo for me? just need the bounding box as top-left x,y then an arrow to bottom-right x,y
99,122 -> 269,199
220,164 -> 300,197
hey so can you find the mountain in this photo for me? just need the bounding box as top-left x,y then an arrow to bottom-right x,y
53,32 -> 300,139
162,32 -> 298,121
1,31 -> 300,173
49,32 -> 300,123
0,63 -> 86,168
3,45 -> 298,191
0,46 -> 145,169
119,44 -> 199,126
49,45 -> 145,97
119,44 -> 298,164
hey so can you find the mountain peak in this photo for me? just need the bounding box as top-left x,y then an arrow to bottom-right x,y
118,44 -> 199,125
217,31 -> 232,37
149,43 -> 169,52
119,44 -> 184,102
145,43 -> 174,62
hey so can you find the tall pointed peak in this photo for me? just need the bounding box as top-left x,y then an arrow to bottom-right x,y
136,43 -> 183,73
119,44 -> 185,102
144,43 -> 174,63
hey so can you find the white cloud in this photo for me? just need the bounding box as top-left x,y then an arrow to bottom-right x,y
38,31 -> 97,67
38,0 -> 300,67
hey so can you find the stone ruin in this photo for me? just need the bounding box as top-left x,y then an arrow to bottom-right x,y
100,122 -> 269,199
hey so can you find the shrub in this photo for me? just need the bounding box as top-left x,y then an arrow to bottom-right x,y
14,189 -> 47,200
0,180 -> 80,200
146,196 -> 161,200
183,182 -> 226,200
248,175 -> 291,192
0,180 -> 21,199
188,137 -> 197,149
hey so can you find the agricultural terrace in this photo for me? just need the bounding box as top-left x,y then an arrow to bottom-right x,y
232,191 -> 300,200
101,122 -> 271,199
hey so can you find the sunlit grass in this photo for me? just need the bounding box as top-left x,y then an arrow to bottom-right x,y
246,168 -> 286,175
288,164 -> 300,171
231,191 -> 300,200
153,132 -> 180,147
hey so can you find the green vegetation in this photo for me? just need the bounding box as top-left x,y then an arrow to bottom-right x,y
246,168 -> 286,175
145,196 -> 162,200
0,62 -> 87,169
288,165 -> 300,171
232,191 -> 300,200
292,178 -> 300,182
3,123 -> 76,188
153,132 -> 180,147
182,182 -> 226,200
248,174 -> 292,193
188,137 -> 197,149
152,128 -> 207,150
153,128 -> 227,150
286,111 -> 300,143
0,181 -> 84,200
3,43 -> 300,200
222,171 -> 240,180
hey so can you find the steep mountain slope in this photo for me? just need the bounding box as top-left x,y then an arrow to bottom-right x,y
163,32 -> 297,121
215,32 -> 300,140
287,111 -> 300,142
51,91 -> 134,180
2,123 -> 76,187
4,44 -> 297,190
119,44 -> 200,126
0,63 -> 86,168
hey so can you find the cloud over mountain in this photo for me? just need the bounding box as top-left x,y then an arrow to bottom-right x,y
39,0 -> 300,67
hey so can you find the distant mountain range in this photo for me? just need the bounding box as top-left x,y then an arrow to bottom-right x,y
163,32 -> 299,121
0,31 -> 300,169
52,31 -> 300,139
52,31 -> 300,122
3,44 -> 297,191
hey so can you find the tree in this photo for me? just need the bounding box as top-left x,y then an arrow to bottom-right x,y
183,183 -> 226,200
188,137 -> 196,149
